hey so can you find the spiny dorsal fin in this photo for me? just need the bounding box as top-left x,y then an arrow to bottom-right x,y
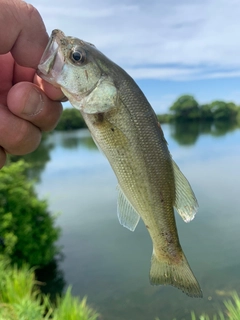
117,185 -> 140,231
172,160 -> 198,223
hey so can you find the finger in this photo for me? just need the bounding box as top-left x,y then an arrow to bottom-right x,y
0,53 -> 36,99
0,104 -> 41,155
1,55 -> 65,101
0,147 -> 7,169
13,62 -> 35,84
0,0 -> 48,68
34,74 -> 67,101
7,82 -> 63,132
0,53 -> 14,105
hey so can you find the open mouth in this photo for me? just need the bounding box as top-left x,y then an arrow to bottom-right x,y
37,30 -> 66,85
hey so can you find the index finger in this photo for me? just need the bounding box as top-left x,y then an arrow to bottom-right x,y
0,0 -> 48,68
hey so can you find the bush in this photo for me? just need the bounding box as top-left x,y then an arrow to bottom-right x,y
55,108 -> 86,131
0,160 -> 60,267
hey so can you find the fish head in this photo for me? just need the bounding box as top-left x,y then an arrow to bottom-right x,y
38,29 -> 117,112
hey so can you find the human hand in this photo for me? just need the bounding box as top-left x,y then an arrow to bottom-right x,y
0,0 -> 64,168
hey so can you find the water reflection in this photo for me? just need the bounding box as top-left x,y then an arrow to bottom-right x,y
28,123 -> 240,319
61,135 -> 97,150
10,133 -> 55,181
211,121 -> 239,137
170,121 -> 200,145
170,120 -> 240,145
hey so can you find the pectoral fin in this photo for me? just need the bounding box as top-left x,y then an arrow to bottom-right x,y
173,160 -> 198,223
117,186 -> 140,231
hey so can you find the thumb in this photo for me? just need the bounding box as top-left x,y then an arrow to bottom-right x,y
7,82 -> 63,131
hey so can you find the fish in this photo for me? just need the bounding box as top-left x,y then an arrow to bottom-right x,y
37,29 -> 202,298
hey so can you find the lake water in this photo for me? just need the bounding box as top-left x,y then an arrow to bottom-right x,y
35,123 -> 240,320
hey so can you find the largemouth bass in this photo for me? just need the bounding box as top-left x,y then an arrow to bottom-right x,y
38,29 -> 202,297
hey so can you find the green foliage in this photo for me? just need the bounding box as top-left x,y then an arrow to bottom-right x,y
208,101 -> 238,121
170,95 -> 200,120
0,263 -> 35,304
0,259 -> 47,320
158,95 -> 240,124
200,104 -> 214,121
0,260 -> 99,320
157,113 -> 173,123
52,287 -> 99,320
55,107 -> 86,131
0,160 -> 60,267
224,292 -> 240,320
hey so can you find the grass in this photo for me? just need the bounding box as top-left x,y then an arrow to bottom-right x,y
52,288 -> 98,320
1,257 -> 240,320
155,292 -> 240,320
0,258 -> 99,320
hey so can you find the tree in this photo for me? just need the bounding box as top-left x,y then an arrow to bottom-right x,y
209,101 -> 238,121
170,95 -> 200,120
55,108 -> 86,130
200,104 -> 214,121
0,160 -> 60,267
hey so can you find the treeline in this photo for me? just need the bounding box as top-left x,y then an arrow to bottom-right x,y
158,95 -> 240,123
56,95 -> 240,131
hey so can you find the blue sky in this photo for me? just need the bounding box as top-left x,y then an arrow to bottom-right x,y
29,0 -> 240,113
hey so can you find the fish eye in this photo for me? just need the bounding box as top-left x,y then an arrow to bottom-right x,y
70,48 -> 86,64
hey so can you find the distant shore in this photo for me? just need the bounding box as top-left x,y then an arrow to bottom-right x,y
56,95 -> 240,131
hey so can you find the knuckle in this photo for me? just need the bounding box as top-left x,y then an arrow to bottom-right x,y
24,3 -> 39,20
8,121 -> 41,155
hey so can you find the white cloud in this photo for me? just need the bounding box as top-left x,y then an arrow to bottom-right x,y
28,0 -> 240,81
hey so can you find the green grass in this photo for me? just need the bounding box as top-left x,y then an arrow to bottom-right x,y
0,258 -> 99,320
52,287 -> 98,320
2,257 -> 240,320
155,292 -> 240,319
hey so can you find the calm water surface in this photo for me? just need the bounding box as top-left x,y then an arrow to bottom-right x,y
36,124 -> 240,320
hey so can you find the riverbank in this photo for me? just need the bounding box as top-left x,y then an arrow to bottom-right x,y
0,258 -> 99,320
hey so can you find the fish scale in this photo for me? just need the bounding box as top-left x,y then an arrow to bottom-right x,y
37,29 -> 202,298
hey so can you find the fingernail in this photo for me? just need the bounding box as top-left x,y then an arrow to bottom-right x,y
22,88 -> 44,116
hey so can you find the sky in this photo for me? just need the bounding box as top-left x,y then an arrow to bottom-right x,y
28,0 -> 240,113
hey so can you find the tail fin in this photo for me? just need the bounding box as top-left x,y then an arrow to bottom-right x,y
150,252 -> 202,298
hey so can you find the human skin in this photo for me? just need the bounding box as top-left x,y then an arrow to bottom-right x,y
0,0 -> 64,168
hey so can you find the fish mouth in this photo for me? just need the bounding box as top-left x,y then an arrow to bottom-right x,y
37,29 -> 66,86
